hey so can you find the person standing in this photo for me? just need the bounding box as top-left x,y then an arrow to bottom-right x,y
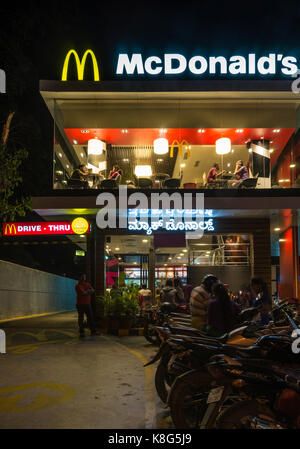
138,284 -> 152,310
183,278 -> 193,305
190,274 -> 218,330
75,274 -> 98,337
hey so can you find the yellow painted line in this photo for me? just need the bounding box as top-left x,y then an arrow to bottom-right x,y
0,311 -> 71,323
102,336 -> 157,429
0,382 -> 76,412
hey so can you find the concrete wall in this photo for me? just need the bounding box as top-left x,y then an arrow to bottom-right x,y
0,260 -> 77,320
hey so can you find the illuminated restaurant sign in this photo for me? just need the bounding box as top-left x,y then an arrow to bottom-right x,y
2,218 -> 90,236
116,53 -> 298,76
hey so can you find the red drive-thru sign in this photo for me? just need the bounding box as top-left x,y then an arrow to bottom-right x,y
2,218 -> 90,236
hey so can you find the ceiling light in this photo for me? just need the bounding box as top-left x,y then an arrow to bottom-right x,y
79,235 -> 85,238
274,227 -> 281,231
279,239 -> 285,242
121,129 -> 129,134
81,130 -> 90,133
154,138 -> 169,155
123,158 -> 129,162
135,165 -> 152,177
183,249 -> 187,252
180,163 -> 186,168
142,239 -> 148,243
160,129 -> 167,133
73,140 -> 78,145
81,153 -> 84,158
290,164 -> 296,168
58,153 -> 62,158
216,137 -> 231,155
88,138 -> 104,155
115,247 -> 120,251
269,149 -> 274,153
168,257 -> 172,260
197,129 -> 205,133
235,129 -> 244,133
157,158 -> 163,162
66,164 -> 69,168
272,129 -> 281,133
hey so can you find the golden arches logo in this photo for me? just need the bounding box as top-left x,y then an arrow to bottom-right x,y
4,224 -> 17,235
61,49 -> 100,81
170,140 -> 191,158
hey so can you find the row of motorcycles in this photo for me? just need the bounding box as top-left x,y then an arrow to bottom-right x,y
143,300 -> 300,429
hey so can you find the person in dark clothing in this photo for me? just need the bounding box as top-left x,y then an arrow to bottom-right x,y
70,165 -> 89,188
174,277 -> 185,304
183,278 -> 193,305
250,277 -> 272,325
75,274 -> 98,337
160,279 -> 178,311
207,282 -> 241,336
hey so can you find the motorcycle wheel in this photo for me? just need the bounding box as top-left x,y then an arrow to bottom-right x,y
216,399 -> 278,429
143,322 -> 160,345
169,370 -> 215,429
155,356 -> 174,403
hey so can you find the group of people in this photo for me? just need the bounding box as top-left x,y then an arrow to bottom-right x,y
207,160 -> 249,188
190,275 -> 272,336
69,164 -> 122,189
75,272 -> 272,339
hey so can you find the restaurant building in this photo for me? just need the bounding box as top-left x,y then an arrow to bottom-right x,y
21,50 -> 300,304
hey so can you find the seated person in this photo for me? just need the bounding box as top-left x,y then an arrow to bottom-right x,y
231,160 -> 249,187
70,165 -> 89,188
108,165 -> 122,180
206,163 -> 226,185
207,282 -> 241,336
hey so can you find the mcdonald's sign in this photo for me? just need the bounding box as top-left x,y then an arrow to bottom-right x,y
3,223 -> 17,235
2,219 -> 91,236
61,49 -> 100,81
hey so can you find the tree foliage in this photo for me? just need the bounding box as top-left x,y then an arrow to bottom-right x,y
0,112 -> 31,222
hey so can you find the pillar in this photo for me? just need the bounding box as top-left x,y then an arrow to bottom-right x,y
279,226 -> 300,299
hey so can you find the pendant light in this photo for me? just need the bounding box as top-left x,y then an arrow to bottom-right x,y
88,137 -> 104,155
154,137 -> 168,155
216,137 -> 231,155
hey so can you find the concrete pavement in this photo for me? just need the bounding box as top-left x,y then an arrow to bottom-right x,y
0,311 -> 173,429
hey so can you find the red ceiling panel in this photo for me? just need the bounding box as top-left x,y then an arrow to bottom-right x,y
65,128 -> 294,166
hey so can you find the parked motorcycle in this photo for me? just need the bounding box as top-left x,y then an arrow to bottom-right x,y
167,302 -> 300,428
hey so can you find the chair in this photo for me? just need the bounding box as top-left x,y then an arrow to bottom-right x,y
163,178 -> 181,188
67,178 -> 87,189
100,179 -> 119,189
237,178 -> 258,189
155,173 -> 170,188
136,178 -> 153,188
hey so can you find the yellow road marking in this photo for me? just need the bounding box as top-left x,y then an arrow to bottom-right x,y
0,382 -> 76,412
0,311 -> 71,323
102,336 -> 157,429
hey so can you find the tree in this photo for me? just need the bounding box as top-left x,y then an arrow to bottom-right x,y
0,112 -> 31,222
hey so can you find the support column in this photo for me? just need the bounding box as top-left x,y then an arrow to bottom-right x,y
148,246 -> 155,303
95,229 -> 106,298
279,226 -> 299,299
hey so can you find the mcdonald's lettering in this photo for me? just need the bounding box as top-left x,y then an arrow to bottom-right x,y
62,49 -> 100,81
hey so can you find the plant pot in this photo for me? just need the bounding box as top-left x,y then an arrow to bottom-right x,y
119,317 -> 134,330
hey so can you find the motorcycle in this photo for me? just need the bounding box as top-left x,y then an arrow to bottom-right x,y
167,303 -> 300,428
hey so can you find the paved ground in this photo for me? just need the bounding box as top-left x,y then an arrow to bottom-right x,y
0,312 -> 173,429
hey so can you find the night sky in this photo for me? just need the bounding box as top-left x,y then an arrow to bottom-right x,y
1,1 -> 300,82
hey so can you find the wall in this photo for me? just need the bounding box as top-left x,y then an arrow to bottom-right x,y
0,260 -> 77,321
189,266 -> 251,294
